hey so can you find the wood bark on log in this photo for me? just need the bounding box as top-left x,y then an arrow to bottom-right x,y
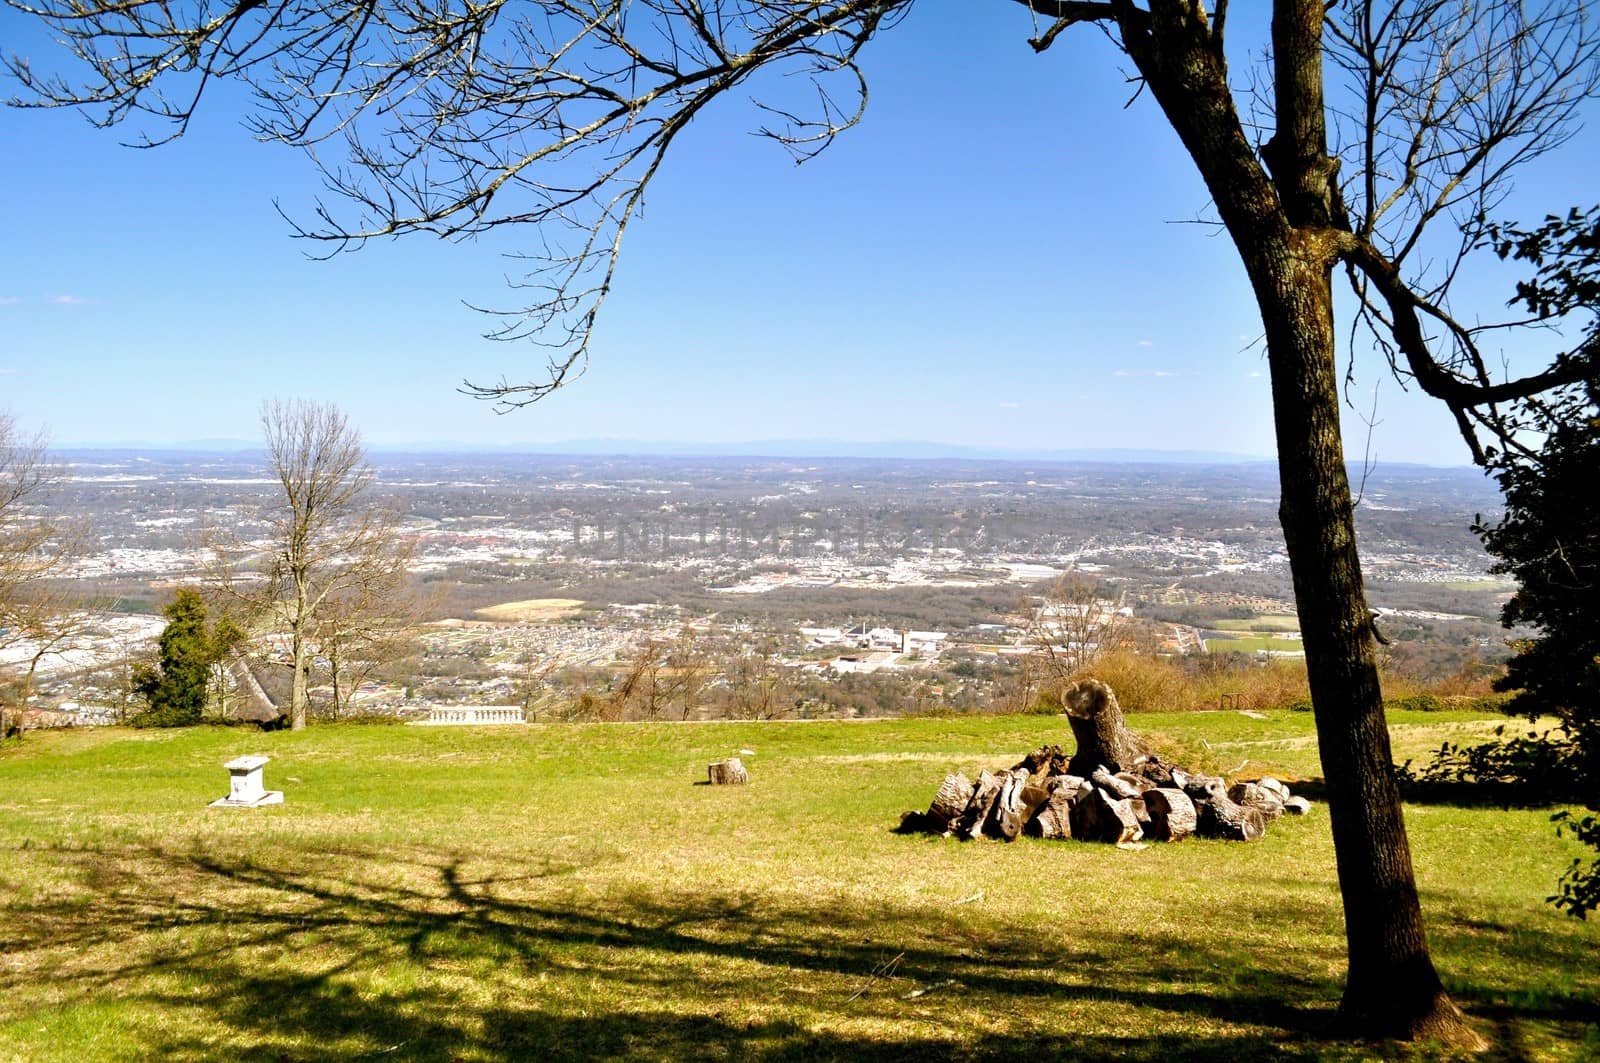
1195,780 -> 1266,841
1072,786 -> 1143,844
988,769 -> 1030,841
1023,787 -> 1076,840
1143,787 -> 1198,842
1092,767 -> 1143,801
1063,679 -> 1150,776
1015,744 -> 1070,778
707,758 -> 748,785
958,770 -> 1003,840
927,773 -> 974,831
1230,781 -> 1286,822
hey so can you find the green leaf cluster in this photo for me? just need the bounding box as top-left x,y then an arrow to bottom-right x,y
132,589 -> 243,728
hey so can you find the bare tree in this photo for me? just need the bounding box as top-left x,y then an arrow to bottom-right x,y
212,400 -> 412,730
0,413 -> 55,614
1026,577 -> 1130,686
311,569 -> 420,718
1,415 -> 82,735
609,629 -> 712,720
12,0 -> 1600,1042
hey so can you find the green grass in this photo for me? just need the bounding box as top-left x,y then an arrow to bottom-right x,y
1204,635 -> 1305,655
1,712 -> 1595,1061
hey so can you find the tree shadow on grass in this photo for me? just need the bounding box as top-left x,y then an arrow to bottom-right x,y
0,842 -> 1592,1061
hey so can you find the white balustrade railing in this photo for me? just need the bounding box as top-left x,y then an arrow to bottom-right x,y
419,705 -> 526,725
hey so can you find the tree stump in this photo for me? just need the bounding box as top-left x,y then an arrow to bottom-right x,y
1063,679 -> 1150,776
707,758 -> 749,785
1142,787 -> 1197,841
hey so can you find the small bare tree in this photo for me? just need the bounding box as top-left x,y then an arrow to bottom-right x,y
311,571 -> 421,718
1,415 -> 83,735
211,400 -> 412,730
1027,577 -> 1130,686
609,628 -> 712,720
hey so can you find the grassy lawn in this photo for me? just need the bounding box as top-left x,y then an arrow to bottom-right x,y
2,712 -> 1595,1061
1203,635 -> 1305,655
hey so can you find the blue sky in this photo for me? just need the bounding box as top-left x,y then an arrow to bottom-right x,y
2,3 -> 1595,464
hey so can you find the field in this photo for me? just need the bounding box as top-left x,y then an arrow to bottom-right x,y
1211,616 -> 1302,633
471,597 -> 587,622
1203,634 -> 1305,655
2,712 -> 1596,1061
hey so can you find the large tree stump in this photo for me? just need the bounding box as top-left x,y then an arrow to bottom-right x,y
1063,679 -> 1150,776
1142,787 -> 1198,841
708,758 -> 749,785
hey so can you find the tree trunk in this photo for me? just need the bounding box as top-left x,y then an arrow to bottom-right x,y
1063,679 -> 1148,776
289,619 -> 308,731
1116,6 -> 1480,1038
289,572 -> 310,731
1256,242 -> 1477,1042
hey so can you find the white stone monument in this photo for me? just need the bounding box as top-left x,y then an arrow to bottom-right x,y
211,754 -> 284,807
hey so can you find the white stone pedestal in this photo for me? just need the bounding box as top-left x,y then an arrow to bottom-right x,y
211,754 -> 284,807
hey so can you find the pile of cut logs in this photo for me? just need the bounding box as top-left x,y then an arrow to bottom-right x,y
896,679 -> 1311,845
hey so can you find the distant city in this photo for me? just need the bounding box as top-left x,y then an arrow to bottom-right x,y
8,450 -> 1510,724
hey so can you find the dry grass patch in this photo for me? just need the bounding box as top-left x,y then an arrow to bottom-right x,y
472,597 -> 586,622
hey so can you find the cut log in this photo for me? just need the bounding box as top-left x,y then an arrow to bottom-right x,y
1091,766 -> 1143,801
1047,774 -> 1088,797
1194,780 -> 1266,841
1024,787 -> 1076,840
926,773 -> 975,831
1181,773 -> 1224,804
1229,781 -> 1285,822
958,770 -> 1003,840
1257,776 -> 1290,800
708,758 -> 749,785
1015,744 -> 1070,778
1283,796 -> 1312,815
987,769 -> 1030,841
1071,786 -> 1143,844
1142,787 -> 1197,842
1134,756 -> 1174,788
1064,679 -> 1150,777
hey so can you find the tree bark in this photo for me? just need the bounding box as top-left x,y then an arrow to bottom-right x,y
1063,679 -> 1148,776
1142,788 -> 1197,842
1118,4 -> 1481,1043
707,758 -> 748,785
